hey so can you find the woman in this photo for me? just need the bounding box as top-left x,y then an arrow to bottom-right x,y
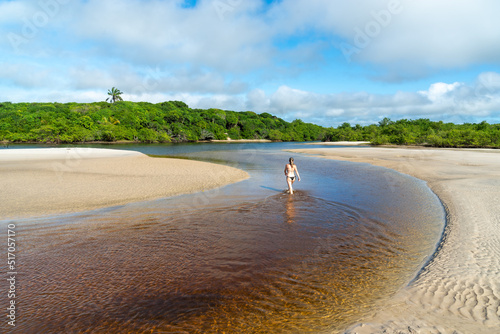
284,157 -> 301,194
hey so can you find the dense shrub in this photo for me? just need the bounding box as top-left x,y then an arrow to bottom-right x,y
0,101 -> 326,143
323,118 -> 500,148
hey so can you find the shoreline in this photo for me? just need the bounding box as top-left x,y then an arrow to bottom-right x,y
1,139 -> 274,145
301,141 -> 371,146
288,146 -> 500,333
0,148 -> 249,220
208,139 -> 273,143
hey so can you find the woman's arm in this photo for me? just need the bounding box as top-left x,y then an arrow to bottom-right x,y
294,165 -> 301,180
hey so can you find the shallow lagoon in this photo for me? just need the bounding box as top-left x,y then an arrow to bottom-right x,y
1,142 -> 445,333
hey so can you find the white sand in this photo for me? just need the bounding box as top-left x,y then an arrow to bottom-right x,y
0,148 -> 249,219
288,146 -> 500,334
0,147 -> 142,161
210,139 -> 273,142
301,141 -> 371,146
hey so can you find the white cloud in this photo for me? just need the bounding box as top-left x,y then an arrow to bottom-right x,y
4,0 -> 500,87
66,0 -> 274,72
0,1 -> 32,23
419,82 -> 463,102
4,0 -> 500,72
2,72 -> 499,126
269,0 -> 500,72
237,73 -> 500,126
0,62 -> 55,88
475,72 -> 500,95
269,86 -> 317,114
246,88 -> 270,112
1,0 -> 500,127
66,64 -> 248,96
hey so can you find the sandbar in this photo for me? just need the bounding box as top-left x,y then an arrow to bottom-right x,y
288,146 -> 500,334
300,141 -> 371,146
0,148 -> 249,219
209,139 -> 273,143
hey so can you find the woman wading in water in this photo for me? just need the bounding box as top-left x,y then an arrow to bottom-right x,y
284,157 -> 301,194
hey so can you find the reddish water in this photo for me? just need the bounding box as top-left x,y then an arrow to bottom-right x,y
1,190 -> 441,333
0,144 -> 445,333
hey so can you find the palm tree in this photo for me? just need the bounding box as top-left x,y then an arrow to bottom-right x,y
106,87 -> 123,103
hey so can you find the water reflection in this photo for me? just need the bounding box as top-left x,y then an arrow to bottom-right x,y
5,190 -> 441,333
285,193 -> 296,224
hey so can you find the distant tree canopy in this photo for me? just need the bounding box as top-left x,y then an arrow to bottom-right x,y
0,101 -> 326,144
0,101 -> 498,148
323,118 -> 500,148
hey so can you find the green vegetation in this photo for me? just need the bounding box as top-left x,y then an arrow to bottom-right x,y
1,101 -> 498,148
0,101 -> 325,143
323,118 -> 500,148
106,87 -> 123,103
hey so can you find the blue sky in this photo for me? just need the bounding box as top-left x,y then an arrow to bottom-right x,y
1,0 -> 500,126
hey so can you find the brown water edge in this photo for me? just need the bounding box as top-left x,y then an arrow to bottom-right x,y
8,189 -> 440,333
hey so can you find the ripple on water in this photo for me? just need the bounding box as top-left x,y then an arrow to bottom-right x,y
3,187 -> 443,334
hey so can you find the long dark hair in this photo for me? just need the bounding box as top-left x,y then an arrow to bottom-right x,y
289,157 -> 294,166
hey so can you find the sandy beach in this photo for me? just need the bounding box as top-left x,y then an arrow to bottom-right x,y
209,139 -> 273,143
289,146 -> 500,334
0,148 -> 249,219
300,141 -> 371,146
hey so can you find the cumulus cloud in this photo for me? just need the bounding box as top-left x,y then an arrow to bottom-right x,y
241,73 -> 500,126
0,1 -> 32,23
268,0 -> 500,74
67,64 -> 248,97
246,88 -> 270,112
64,0 -> 274,72
0,63 -> 53,88
2,70 -> 499,126
4,0 -> 500,80
4,0 -> 500,72
1,0 -> 500,127
419,82 -> 463,102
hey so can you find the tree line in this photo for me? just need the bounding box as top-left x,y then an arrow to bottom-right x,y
323,117 -> 500,148
1,102 -> 498,148
0,101 -> 326,143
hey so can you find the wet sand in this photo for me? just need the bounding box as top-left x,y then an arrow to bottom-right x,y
0,148 -> 249,219
289,146 -> 500,334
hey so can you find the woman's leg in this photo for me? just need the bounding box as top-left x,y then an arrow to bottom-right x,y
287,177 -> 293,194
